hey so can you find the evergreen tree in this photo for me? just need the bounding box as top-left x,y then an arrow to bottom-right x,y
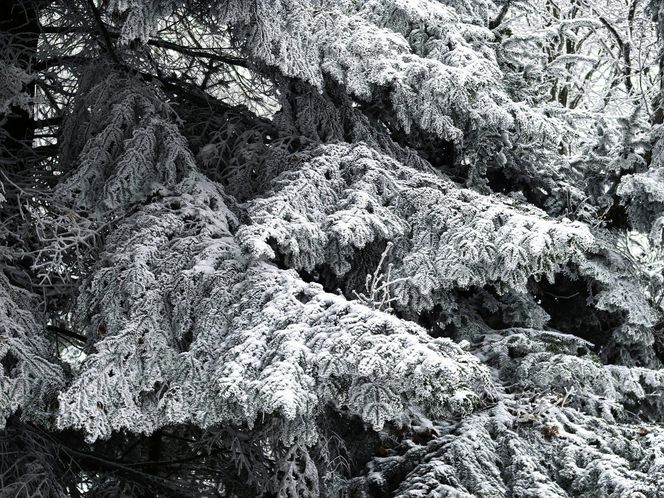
1,0 -> 664,496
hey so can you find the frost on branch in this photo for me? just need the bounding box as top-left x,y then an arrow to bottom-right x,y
100,0 -> 574,209
618,145 -> 664,233
202,263 -> 492,430
577,230 -> 663,367
0,61 -> 32,116
55,74 -> 194,216
376,400 -> 664,498
14,0 -> 664,493
55,173 -> 240,440
46,76 -> 492,474
57,171 -> 492,442
55,151 -> 493,498
352,328 -> 664,497
480,329 -> 664,423
0,273 -> 63,428
217,0 -> 564,161
238,143 -> 592,311
105,0 -> 179,44
612,92 -> 664,234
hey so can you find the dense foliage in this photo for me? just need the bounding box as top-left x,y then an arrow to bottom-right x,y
2,0 -> 664,496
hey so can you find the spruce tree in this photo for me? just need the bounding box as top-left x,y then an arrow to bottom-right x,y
1,0 -> 664,496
